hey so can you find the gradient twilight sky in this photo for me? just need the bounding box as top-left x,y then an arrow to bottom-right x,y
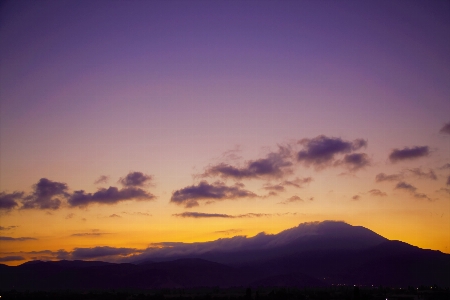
1,0 -> 449,265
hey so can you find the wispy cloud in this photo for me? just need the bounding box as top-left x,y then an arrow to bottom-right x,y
0,256 -> 25,262
0,236 -> 37,241
278,195 -> 303,204
368,189 -> 387,197
407,168 -> 437,180
375,172 -> 402,182
94,175 -> 109,185
439,122 -> 450,135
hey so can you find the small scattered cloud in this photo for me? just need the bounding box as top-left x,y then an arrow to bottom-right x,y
336,153 -> 371,171
263,184 -> 285,192
213,229 -> 242,235
109,214 -> 121,218
203,146 -> 293,180
278,195 -> 303,204
352,195 -> 361,201
70,232 -> 110,237
395,182 -> 417,192
297,135 -> 367,170
119,172 -> 152,187
69,187 -> 155,207
375,173 -> 402,182
439,122 -> 450,135
438,188 -> 450,195
282,177 -> 313,188
0,192 -> 23,211
395,182 -> 432,201
121,211 -> 152,217
447,175 -> 450,186
0,225 -> 18,231
65,213 -> 75,219
173,212 -> 234,218
0,256 -> 25,262
439,163 -> 450,170
170,181 -> 257,208
94,175 -> 109,185
0,236 -> 37,241
388,146 -> 429,163
21,178 -> 69,210
407,168 -> 437,180
368,189 -> 387,197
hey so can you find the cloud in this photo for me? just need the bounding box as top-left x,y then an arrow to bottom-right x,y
121,211 -> 152,217
0,236 -> 37,241
71,246 -> 137,259
368,189 -> 387,197
119,171 -> 152,187
388,146 -> 429,163
68,186 -> 155,207
94,175 -> 109,184
395,182 -> 432,201
0,192 -> 23,211
0,256 -> 25,262
407,168 -> 437,180
375,173 -> 402,182
336,153 -> 371,171
447,175 -> 450,186
109,214 -> 121,218
173,212 -> 274,219
203,146 -> 293,180
0,225 -> 18,231
65,213 -> 75,219
21,178 -> 69,210
395,182 -> 417,192
438,188 -> 450,195
213,229 -> 242,235
439,122 -> 450,135
173,212 -> 234,218
278,195 -> 303,204
170,181 -> 257,208
70,232 -> 109,237
297,135 -> 367,169
439,163 -> 450,170
282,177 -> 313,188
263,184 -> 285,192
352,195 -> 361,201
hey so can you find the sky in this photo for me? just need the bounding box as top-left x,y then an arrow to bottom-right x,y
0,0 -> 449,266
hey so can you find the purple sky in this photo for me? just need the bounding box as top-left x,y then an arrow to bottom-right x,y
0,0 -> 449,264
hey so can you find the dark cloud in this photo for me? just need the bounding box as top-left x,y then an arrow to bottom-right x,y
278,195 -> 303,204
337,153 -> 371,171
408,168 -> 437,180
94,175 -> 109,184
22,178 -> 69,210
119,171 -> 152,187
439,122 -> 450,135
388,146 -> 429,163
68,186 -> 155,207
413,193 -> 432,201
297,136 -> 367,169
395,182 -> 417,192
0,236 -> 37,241
203,146 -> 293,180
375,173 -> 402,182
0,256 -> 25,262
352,195 -> 361,201
170,181 -> 257,208
72,246 -> 137,259
0,192 -> 23,211
0,225 -> 18,231
173,212 -> 234,218
368,189 -> 387,197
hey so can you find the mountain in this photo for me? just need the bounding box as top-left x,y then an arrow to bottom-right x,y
0,221 -> 448,290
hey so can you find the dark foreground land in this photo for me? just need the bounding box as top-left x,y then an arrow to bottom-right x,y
1,286 -> 449,300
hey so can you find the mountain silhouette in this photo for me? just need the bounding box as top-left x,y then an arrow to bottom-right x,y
0,221 -> 448,290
